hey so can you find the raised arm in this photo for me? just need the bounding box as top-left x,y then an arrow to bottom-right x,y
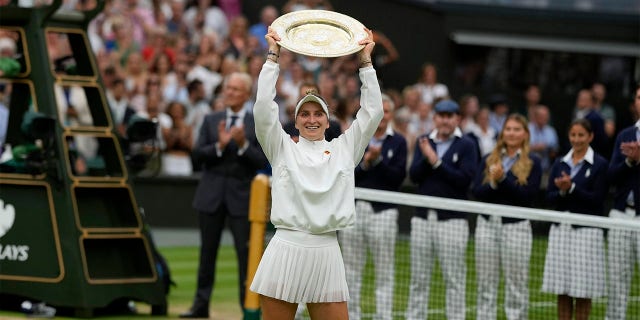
342,28 -> 384,164
253,26 -> 285,162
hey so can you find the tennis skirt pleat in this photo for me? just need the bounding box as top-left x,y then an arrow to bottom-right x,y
250,228 -> 349,303
542,223 -> 606,298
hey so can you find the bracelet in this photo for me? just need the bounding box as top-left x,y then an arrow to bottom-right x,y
267,51 -> 279,63
360,59 -> 372,67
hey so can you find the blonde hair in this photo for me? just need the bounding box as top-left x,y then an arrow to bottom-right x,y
483,114 -> 532,185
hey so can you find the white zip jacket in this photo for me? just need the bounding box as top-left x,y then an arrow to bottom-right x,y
254,60 -> 383,234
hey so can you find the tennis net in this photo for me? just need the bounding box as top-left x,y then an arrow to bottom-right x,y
302,187 -> 640,320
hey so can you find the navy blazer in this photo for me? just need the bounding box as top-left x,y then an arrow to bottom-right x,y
546,151 -> 609,217
410,133 -> 479,220
192,110 -> 268,215
355,131 -> 408,212
472,153 -> 542,223
608,125 -> 640,213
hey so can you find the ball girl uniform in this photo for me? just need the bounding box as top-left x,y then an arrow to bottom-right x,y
542,146 -> 608,299
472,150 -> 542,320
606,120 -> 640,319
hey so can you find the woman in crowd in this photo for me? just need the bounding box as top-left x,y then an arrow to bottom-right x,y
542,118 -> 608,320
161,101 -> 193,176
472,114 -> 542,320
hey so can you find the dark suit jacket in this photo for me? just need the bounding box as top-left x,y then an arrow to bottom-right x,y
355,131 -> 407,212
191,110 -> 268,216
410,133 -> 479,220
546,151 -> 609,216
608,125 -> 640,213
472,154 -> 542,223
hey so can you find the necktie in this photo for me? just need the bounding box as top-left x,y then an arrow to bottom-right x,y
229,115 -> 238,130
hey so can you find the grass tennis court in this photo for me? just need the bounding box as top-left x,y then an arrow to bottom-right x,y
0,237 -> 638,319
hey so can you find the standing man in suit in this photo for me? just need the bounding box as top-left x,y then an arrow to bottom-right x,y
181,72 -> 268,318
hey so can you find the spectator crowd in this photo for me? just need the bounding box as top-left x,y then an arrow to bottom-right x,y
0,1 -> 639,319
2,0 -> 635,178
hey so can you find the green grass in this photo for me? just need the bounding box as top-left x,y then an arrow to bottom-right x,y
0,245 -> 242,320
1,238 -> 638,319
161,245 -> 240,308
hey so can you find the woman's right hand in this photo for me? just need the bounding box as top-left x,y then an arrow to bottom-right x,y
265,26 -> 281,56
554,171 -> 572,191
488,164 -> 504,182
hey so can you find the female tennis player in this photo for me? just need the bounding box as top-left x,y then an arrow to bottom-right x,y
250,26 -> 382,320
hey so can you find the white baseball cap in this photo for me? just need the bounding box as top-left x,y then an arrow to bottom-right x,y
294,93 -> 329,118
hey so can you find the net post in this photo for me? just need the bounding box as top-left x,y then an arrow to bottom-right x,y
244,174 -> 270,320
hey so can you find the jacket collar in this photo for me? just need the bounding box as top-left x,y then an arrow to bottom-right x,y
561,146 -> 594,165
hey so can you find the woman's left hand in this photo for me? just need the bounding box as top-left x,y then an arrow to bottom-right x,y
357,27 -> 375,66
265,26 -> 281,55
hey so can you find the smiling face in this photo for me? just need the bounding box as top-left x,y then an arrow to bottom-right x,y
501,118 -> 529,150
295,102 -> 329,141
569,122 -> 593,154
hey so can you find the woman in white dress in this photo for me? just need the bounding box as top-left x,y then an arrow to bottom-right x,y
250,26 -> 381,320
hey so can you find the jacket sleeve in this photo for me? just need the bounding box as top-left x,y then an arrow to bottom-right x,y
192,115 -> 222,167
340,66 -> 384,165
253,61 -> 286,163
409,136 -> 429,184
608,130 -> 637,184
545,159 -> 563,204
238,119 -> 269,171
471,157 -> 493,200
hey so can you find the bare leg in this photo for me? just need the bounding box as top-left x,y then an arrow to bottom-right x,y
574,298 -> 592,320
260,295 -> 297,320
307,302 -> 348,320
557,294 -> 572,320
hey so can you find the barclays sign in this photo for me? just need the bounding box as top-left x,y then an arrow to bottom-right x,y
0,198 -> 30,261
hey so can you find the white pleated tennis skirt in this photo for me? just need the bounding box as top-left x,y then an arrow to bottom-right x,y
250,228 -> 349,303
541,223 -> 606,298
